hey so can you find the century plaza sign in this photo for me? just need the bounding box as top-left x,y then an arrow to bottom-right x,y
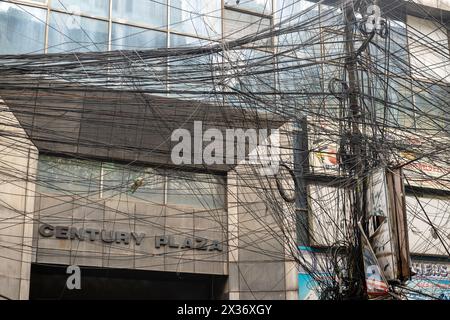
38,224 -> 223,252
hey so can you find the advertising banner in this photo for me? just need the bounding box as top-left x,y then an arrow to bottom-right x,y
406,261 -> 450,300
359,222 -> 390,298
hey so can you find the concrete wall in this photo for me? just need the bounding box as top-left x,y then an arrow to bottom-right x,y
0,99 -> 38,300
0,86 -> 285,174
227,124 -> 298,300
227,169 -> 298,300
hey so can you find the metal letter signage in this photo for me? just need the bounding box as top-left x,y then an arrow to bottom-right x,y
154,235 -> 223,252
38,224 -> 223,252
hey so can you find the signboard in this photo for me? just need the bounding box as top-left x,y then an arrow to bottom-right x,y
298,273 -> 323,300
406,261 -> 450,300
297,247 -> 335,301
366,169 -> 411,282
38,224 -> 223,252
394,131 -> 450,191
406,196 -> 450,256
308,120 -> 341,176
359,222 -> 390,298
310,143 -> 340,175
366,169 -> 397,281
308,185 -> 351,246
307,123 -> 450,192
402,154 -> 450,191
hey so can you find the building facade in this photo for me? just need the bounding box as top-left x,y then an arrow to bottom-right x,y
0,0 -> 449,300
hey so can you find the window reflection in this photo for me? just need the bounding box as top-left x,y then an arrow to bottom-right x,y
167,171 -> 226,209
37,155 -> 101,195
102,163 -> 165,204
170,33 -> 209,47
51,0 -> 109,18
112,0 -> 167,28
48,12 -> 108,52
414,83 -> 449,132
170,0 -> 222,38
225,0 -> 272,15
168,34 -> 217,98
0,3 -> 46,54
223,8 -> 272,47
111,23 -> 167,50
37,156 -> 226,209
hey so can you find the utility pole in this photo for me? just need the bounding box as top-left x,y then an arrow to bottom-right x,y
343,0 -> 368,300
295,118 -> 310,247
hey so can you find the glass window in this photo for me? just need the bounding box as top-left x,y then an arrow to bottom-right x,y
110,24 -> 167,92
223,49 -> 275,95
308,184 -> 351,246
112,0 -> 167,28
276,1 -> 319,57
111,23 -> 167,50
170,0 -> 221,38
102,163 -> 165,204
51,0 -> 110,18
170,33 -> 209,47
407,15 -> 450,82
0,3 -> 46,54
37,155 -> 101,195
223,8 -> 272,45
390,20 -> 409,75
48,12 -> 109,52
168,34 -> 218,98
406,196 -> 450,256
387,77 -> 413,127
275,0 -> 314,21
414,83 -> 449,132
320,3 -> 343,28
167,171 -> 225,209
225,0 -> 272,15
37,155 -> 224,207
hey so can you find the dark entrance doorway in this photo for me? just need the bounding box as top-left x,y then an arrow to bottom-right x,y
30,263 -> 227,300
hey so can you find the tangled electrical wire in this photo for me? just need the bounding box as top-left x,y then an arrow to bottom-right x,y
0,0 -> 449,300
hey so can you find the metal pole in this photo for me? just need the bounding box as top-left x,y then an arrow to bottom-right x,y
295,118 -> 310,247
343,0 -> 368,300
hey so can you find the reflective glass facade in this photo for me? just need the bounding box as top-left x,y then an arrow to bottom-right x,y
0,0 -> 228,52
0,0 -> 448,132
1,1 -> 448,148
37,155 -> 226,210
